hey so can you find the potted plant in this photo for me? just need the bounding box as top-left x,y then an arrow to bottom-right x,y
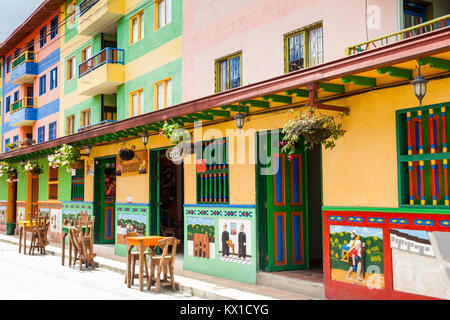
118,142 -> 136,161
23,160 -> 44,175
160,121 -> 191,144
6,143 -> 16,151
0,161 -> 18,182
280,107 -> 347,156
18,138 -> 35,148
48,144 -> 81,172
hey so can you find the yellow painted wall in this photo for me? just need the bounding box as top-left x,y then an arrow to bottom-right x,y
322,77 -> 450,207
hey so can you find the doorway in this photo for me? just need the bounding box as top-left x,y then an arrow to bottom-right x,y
149,148 -> 184,250
257,130 -> 323,273
93,157 -> 117,244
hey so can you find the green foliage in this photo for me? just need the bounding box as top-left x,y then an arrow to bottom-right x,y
188,223 -> 215,242
48,144 -> 80,170
281,107 -> 347,155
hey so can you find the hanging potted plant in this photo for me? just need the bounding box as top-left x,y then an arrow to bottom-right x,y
48,144 -> 81,172
0,161 -> 18,182
118,142 -> 136,161
23,160 -> 43,175
160,121 -> 191,144
281,107 -> 347,156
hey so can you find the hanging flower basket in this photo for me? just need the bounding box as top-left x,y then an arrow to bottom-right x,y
48,144 -> 81,172
119,148 -> 135,161
0,162 -> 18,182
23,160 -> 44,176
69,160 -> 84,170
160,121 -> 191,145
281,107 -> 347,156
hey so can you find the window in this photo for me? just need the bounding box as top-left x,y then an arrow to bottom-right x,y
396,103 -> 450,207
196,138 -> 229,203
81,46 -> 92,62
13,135 -> 19,145
38,126 -> 45,143
49,121 -> 57,141
50,16 -> 58,39
130,11 -> 144,44
156,0 -> 172,29
13,91 -> 19,103
6,56 -> 11,73
66,115 -> 75,135
14,49 -> 20,59
154,78 -> 172,110
81,109 -> 91,128
67,1 -> 77,26
40,26 -> 47,48
284,23 -> 323,73
71,167 -> 85,201
39,75 -> 47,96
50,68 -> 58,90
130,89 -> 144,117
5,96 -> 10,113
48,166 -> 59,200
67,57 -> 75,80
5,139 -> 10,152
215,52 -> 241,93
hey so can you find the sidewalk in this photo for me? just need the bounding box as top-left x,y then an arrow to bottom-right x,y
0,234 -> 315,300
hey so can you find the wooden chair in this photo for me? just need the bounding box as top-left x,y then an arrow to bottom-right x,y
160,223 -> 177,238
148,237 -> 180,293
124,232 -> 150,286
70,217 -> 96,270
29,213 -> 50,255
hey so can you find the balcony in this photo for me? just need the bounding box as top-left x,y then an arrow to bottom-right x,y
78,120 -> 117,133
78,0 -> 124,36
9,97 -> 37,127
78,48 -> 125,96
346,14 -> 450,55
10,51 -> 38,84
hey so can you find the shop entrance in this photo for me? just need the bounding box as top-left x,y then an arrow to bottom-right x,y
257,130 -> 323,273
93,157 -> 116,244
149,148 -> 184,250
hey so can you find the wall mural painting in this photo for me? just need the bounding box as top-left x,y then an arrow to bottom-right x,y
116,213 -> 147,245
0,203 -> 6,225
187,217 -> 215,259
218,219 -> 252,265
390,229 -> 450,299
329,225 -> 384,289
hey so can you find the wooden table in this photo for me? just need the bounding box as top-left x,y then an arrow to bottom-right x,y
126,236 -> 165,291
18,220 -> 36,255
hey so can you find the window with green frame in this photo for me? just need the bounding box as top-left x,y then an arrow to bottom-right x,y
284,22 -> 323,73
396,102 -> 450,207
196,138 -> 229,203
214,51 -> 242,93
71,167 -> 85,201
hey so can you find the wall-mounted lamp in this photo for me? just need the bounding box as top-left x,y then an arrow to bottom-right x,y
84,145 -> 91,157
141,131 -> 149,148
234,106 -> 246,132
412,66 -> 428,108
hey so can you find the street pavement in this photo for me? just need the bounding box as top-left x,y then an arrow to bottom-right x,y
0,241 -> 201,300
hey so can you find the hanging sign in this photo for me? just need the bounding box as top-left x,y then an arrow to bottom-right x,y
166,146 -> 184,165
116,150 -> 148,176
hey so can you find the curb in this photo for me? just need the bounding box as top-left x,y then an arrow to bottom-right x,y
0,235 -> 274,300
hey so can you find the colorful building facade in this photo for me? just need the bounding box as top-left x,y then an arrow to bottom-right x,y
0,0 -> 449,300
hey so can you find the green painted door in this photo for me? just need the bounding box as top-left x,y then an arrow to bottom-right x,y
149,149 -> 161,236
94,157 -> 116,244
266,131 -> 309,271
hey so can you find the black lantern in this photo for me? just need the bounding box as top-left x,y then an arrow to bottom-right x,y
84,145 -> 91,157
412,67 -> 427,107
234,107 -> 245,131
141,131 -> 149,147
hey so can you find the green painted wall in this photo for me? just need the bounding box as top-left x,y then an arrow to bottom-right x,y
59,168 -> 72,202
63,96 -> 102,134
0,176 -> 7,200
64,35 -> 103,96
16,168 -> 27,201
37,158 -> 49,201
116,58 -> 182,120
117,0 -> 182,65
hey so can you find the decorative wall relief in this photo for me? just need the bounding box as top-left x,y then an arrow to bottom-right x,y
329,225 -> 384,289
187,217 -> 215,259
218,219 -> 252,265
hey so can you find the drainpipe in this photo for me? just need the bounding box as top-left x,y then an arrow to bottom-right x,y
305,83 -> 349,114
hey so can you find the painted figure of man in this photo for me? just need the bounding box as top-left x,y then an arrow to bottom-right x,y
238,224 -> 246,259
222,223 -> 230,256
346,239 -> 363,281
341,230 -> 357,258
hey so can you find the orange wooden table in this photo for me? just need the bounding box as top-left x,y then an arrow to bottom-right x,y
126,236 -> 165,291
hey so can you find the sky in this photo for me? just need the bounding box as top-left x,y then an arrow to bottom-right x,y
0,1 -> 45,43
